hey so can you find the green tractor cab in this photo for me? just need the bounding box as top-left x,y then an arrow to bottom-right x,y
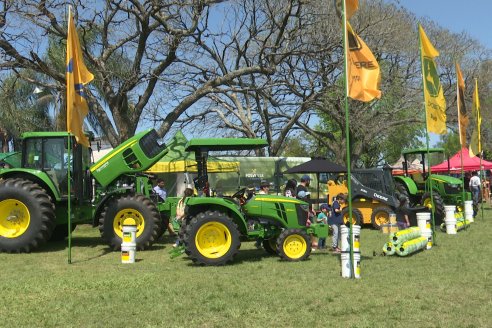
393,148 -> 471,225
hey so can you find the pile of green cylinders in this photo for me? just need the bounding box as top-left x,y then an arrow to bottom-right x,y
382,227 -> 428,257
440,217 -> 471,232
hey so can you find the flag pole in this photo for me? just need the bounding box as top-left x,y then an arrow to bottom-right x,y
342,0 -> 355,279
418,23 -> 437,245
456,62 -> 466,230
67,6 -> 73,264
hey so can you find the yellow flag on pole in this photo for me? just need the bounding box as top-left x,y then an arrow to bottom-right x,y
66,9 -> 93,147
455,62 -> 468,146
339,0 -> 380,102
419,24 -> 446,134
469,79 -> 481,157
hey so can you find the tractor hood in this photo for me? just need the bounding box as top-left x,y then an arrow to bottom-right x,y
429,174 -> 462,185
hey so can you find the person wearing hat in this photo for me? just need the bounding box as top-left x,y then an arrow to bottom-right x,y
258,180 -> 270,194
296,175 -> 311,201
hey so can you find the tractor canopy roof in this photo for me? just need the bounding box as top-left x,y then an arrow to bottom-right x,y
185,138 -> 268,152
401,148 -> 445,155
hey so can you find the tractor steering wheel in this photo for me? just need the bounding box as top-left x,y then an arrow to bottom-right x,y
232,187 -> 248,205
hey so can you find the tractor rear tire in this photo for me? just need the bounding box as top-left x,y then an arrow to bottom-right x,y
99,194 -> 160,251
277,229 -> 311,261
371,206 -> 393,229
262,238 -> 278,255
0,178 -> 55,253
342,208 -> 362,226
422,192 -> 445,225
395,182 -> 411,203
184,211 -> 240,266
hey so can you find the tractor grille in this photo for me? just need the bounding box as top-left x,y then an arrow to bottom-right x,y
444,183 -> 461,194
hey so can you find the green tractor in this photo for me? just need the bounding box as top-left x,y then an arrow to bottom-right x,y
0,129 -> 170,252
175,138 -> 329,265
393,148 -> 471,225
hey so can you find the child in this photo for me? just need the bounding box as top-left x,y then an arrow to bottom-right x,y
172,188 -> 194,247
316,204 -> 330,249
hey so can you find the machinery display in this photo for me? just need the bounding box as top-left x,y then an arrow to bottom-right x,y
0,131 -> 328,266
326,165 -> 400,229
393,148 -> 471,225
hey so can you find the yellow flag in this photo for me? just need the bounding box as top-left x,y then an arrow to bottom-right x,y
66,9 -> 94,147
455,62 -> 468,146
419,24 -> 446,134
345,13 -> 381,102
469,79 -> 481,157
335,0 -> 358,20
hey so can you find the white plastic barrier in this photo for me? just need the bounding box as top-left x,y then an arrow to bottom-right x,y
416,212 -> 431,233
421,228 -> 433,249
444,206 -> 457,235
121,224 -> 137,264
464,200 -> 474,222
341,252 -> 361,279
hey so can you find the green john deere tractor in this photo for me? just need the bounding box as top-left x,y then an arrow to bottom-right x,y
0,129 -> 171,252
393,148 -> 471,225
174,138 -> 328,265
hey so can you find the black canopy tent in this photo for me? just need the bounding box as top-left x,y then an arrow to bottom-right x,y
284,159 -> 346,205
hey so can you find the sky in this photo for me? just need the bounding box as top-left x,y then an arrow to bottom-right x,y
392,0 -> 492,50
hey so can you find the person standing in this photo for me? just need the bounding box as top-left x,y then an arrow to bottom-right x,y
154,178 -> 176,237
297,175 -> 316,217
469,171 -> 481,217
316,204 -> 330,249
329,194 -> 345,253
153,178 -> 167,201
172,188 -> 194,247
395,197 -> 411,229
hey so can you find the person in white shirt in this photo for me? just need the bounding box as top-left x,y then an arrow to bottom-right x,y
469,171 -> 481,217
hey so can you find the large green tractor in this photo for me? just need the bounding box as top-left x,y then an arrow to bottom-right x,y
393,148 -> 471,225
0,129 -> 170,252
174,138 -> 329,265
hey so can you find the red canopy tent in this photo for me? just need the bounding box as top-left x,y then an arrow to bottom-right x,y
431,148 -> 492,172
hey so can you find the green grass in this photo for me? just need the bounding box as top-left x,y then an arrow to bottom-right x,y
2,208 -> 492,328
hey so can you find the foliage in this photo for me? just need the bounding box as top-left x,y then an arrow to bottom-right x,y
1,213 -> 492,327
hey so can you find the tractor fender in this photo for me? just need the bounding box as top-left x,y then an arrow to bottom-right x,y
185,197 -> 248,234
394,176 -> 418,195
0,168 -> 61,201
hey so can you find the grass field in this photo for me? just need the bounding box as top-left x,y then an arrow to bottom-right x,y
1,207 -> 492,328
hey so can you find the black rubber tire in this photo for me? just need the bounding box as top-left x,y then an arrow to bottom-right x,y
395,182 -> 411,203
98,194 -> 160,251
371,206 -> 393,229
262,238 -> 278,255
421,192 -> 445,226
0,178 -> 56,253
49,223 -> 76,241
341,207 -> 362,226
277,228 -> 311,261
184,211 -> 240,266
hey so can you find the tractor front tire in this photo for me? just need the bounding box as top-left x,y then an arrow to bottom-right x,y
99,194 -> 160,251
277,228 -> 311,261
0,178 -> 55,253
422,192 -> 445,225
184,211 -> 240,266
371,206 -> 393,229
342,208 -> 362,226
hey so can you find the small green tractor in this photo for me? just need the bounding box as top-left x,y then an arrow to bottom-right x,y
173,138 -> 328,265
393,148 -> 471,224
0,131 -> 327,265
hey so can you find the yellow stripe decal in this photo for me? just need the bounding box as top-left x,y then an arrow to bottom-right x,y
90,140 -> 138,172
254,197 -> 301,204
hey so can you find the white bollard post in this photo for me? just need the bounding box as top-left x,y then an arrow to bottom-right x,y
121,224 -> 137,263
444,205 -> 457,235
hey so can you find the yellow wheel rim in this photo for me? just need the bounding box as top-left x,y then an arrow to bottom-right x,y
113,209 -> 145,238
0,199 -> 30,238
423,198 -> 433,210
343,213 -> 357,225
283,234 -> 307,259
195,222 -> 232,259
374,212 -> 389,226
